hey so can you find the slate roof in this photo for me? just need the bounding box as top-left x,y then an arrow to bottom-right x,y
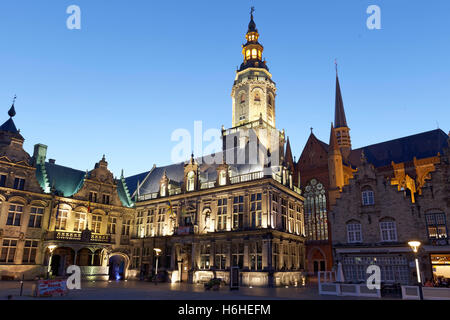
127,145 -> 267,198
348,129 -> 448,168
41,162 -> 86,197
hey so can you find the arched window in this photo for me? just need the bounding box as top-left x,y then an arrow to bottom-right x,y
362,187 -> 375,206
251,49 -> 257,59
240,93 -> 246,104
246,50 -> 250,60
304,179 -> 328,241
219,170 -> 227,186
187,171 -> 195,192
74,211 -> 86,232
347,221 -> 362,243
254,91 -> 261,102
379,218 -> 397,242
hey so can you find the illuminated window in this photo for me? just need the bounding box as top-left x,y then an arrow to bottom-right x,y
217,198 -> 227,231
0,239 -> 17,263
107,217 -> 117,234
187,171 -> 195,192
55,208 -> 68,230
29,207 -> 44,228
22,240 -> 38,264
219,170 -> 227,186
92,214 -> 102,233
304,179 -> 328,241
74,212 -> 86,232
246,50 -> 250,59
7,204 -> 23,226
426,213 -> 448,239
200,244 -> 210,270
250,193 -> 262,228
233,196 -> 244,229
258,50 -> 262,59
249,242 -> 262,270
251,49 -> 257,59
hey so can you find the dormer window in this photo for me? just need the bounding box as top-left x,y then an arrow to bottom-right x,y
219,171 -> 227,186
161,183 -> 166,197
187,171 -> 195,192
89,191 -> 98,203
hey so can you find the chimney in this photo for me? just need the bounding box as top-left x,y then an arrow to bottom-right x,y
49,159 -> 56,164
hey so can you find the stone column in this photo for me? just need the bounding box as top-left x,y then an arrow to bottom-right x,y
226,241 -> 231,268
243,242 -> 249,269
262,240 -> 269,270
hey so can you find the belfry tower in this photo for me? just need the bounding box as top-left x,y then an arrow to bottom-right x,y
228,8 -> 284,157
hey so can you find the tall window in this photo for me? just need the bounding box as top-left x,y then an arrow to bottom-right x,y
160,183 -> 166,197
250,193 -> 262,228
0,239 -> 17,263
362,188 -> 375,206
272,243 -> 280,270
146,209 -> 154,237
296,205 -> 303,236
425,213 -> 448,239
347,222 -> 363,243
122,219 -> 131,236
107,217 -> 117,234
271,193 -> 279,228
102,194 -> 110,204
132,247 -> 140,269
55,208 -> 69,230
233,196 -> 244,230
200,244 -> 210,270
187,171 -> 195,192
29,207 -> 44,228
249,242 -> 262,270
22,240 -> 38,264
380,219 -> 397,242
89,191 -> 98,203
0,174 -> 6,187
219,170 -> 227,186
157,208 -> 166,236
281,199 -> 287,231
215,243 -> 226,270
304,179 -> 328,241
135,211 -> 145,237
288,203 -> 295,233
13,177 -> 25,190
232,243 -> 244,269
92,214 -> 102,233
73,212 -> 86,232
7,204 -> 23,226
217,198 -> 227,231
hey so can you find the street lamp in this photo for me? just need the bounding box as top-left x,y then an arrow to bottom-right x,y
47,245 -> 57,279
408,240 -> 423,299
154,248 -> 162,279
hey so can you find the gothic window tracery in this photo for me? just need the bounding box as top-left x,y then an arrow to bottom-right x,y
304,179 -> 328,241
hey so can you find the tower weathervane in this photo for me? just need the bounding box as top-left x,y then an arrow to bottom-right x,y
251,6 -> 255,16
335,59 -> 338,75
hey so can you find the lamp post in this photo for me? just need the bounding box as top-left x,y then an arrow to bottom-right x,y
47,245 -> 57,279
408,241 -> 423,300
154,248 -> 162,283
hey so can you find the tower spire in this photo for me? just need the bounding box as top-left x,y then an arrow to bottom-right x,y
333,66 -> 352,157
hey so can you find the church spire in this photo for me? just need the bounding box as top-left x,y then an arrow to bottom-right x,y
333,66 -> 352,157
335,71 -> 347,128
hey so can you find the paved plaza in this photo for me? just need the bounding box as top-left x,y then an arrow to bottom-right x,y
0,280 -> 391,300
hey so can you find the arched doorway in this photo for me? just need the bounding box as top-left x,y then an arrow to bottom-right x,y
108,253 -> 129,280
309,248 -> 326,275
47,247 -> 75,276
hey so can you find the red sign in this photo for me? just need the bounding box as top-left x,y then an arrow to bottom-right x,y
35,279 -> 68,297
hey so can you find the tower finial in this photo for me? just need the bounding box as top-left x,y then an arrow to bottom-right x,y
335,59 -> 338,76
8,95 -> 17,118
250,6 -> 255,17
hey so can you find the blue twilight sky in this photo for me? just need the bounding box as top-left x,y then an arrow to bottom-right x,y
0,0 -> 449,177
